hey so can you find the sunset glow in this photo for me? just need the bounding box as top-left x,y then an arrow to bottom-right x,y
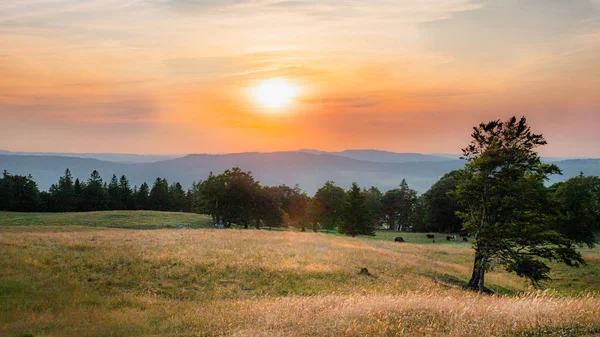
251,78 -> 299,109
1,1 -> 600,156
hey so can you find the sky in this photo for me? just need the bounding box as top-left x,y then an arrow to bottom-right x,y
1,0 -> 600,157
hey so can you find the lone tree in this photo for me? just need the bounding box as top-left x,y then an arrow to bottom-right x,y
456,116 -> 586,292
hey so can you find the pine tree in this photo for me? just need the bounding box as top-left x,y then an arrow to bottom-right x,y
149,178 -> 170,211
169,182 -> 186,212
107,174 -> 121,210
135,182 -> 150,210
83,170 -> 108,211
118,175 -> 134,210
73,178 -> 84,211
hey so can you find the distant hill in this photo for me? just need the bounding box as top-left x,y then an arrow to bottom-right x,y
0,150 -> 182,163
1,151 -> 598,194
299,149 -> 450,163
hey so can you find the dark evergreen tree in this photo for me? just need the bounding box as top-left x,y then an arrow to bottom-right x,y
82,170 -> 108,211
118,175 -> 134,210
73,178 -> 84,211
135,182 -> 150,210
0,170 -> 12,211
169,182 -> 187,212
107,174 -> 121,210
149,178 -> 170,211
55,168 -> 75,212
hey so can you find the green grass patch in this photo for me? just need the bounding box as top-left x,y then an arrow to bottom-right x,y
0,211 -> 213,230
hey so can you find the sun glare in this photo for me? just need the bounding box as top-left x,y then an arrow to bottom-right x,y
251,78 -> 298,109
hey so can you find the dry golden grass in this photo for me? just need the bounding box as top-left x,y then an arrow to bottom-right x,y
1,228 -> 599,336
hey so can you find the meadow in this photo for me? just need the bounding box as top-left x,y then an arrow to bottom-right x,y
1,211 -> 599,336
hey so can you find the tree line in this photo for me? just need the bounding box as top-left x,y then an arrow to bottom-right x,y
2,163 -> 597,238
0,169 -> 190,213
0,163 -> 488,235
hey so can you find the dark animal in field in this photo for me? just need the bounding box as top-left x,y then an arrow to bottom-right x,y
426,234 -> 435,239
463,237 -> 468,242
394,237 -> 405,242
446,235 -> 457,241
359,268 -> 371,276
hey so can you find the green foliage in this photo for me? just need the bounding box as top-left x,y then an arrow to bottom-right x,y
221,168 -> 260,228
551,174 -> 599,247
362,186 -> 384,230
312,181 -> 346,231
381,179 -> 418,231
0,170 -> 42,212
169,182 -> 187,212
149,178 -> 170,211
118,175 -> 135,210
254,186 -> 285,229
50,168 -> 76,211
0,210 -> 212,229
135,182 -> 151,210
456,116 -> 585,291
82,170 -> 108,211
420,170 -> 464,233
339,182 -> 372,236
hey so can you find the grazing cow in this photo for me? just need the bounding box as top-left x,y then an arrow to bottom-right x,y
446,235 -> 457,241
394,237 -> 405,243
426,234 -> 435,239
463,237 -> 469,242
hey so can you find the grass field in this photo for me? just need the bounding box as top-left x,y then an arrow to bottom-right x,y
1,211 -> 599,336
0,211 -> 213,230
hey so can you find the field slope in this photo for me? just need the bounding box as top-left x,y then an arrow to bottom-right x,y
0,211 -> 213,230
1,211 -> 599,336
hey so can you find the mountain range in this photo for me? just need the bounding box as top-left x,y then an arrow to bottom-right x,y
1,150 -> 598,194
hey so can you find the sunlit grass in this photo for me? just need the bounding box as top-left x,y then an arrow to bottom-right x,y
1,212 -> 599,336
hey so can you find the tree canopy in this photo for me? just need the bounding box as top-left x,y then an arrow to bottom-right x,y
456,116 -> 588,291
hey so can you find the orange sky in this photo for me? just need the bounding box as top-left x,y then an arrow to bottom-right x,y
1,0 -> 600,156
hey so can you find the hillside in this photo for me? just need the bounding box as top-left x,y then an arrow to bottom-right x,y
1,151 -> 599,194
298,149 -> 451,163
1,219 -> 599,336
0,211 -> 213,230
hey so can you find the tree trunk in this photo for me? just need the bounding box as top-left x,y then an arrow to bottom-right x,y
243,223 -> 248,229
478,254 -> 488,293
467,250 -> 482,289
467,249 -> 493,294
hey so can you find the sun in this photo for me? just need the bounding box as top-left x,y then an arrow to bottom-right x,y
251,78 -> 298,109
